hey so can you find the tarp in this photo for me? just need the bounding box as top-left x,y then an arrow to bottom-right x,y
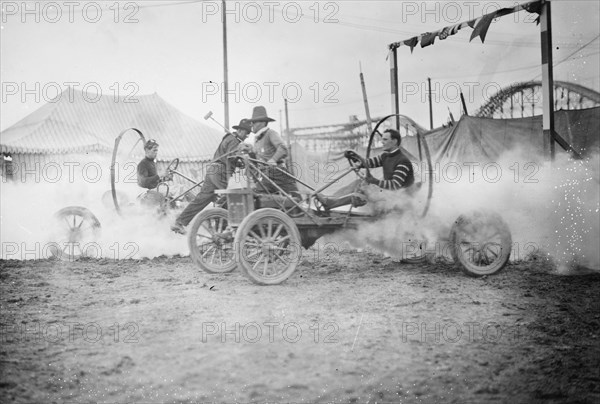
401,106 -> 600,164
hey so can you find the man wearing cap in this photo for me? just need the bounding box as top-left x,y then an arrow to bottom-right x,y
245,106 -> 299,196
171,119 -> 252,234
137,139 -> 162,189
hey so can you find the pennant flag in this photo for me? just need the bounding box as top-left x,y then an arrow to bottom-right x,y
389,0 -> 542,52
421,32 -> 436,48
439,27 -> 450,40
470,12 -> 496,43
403,37 -> 418,53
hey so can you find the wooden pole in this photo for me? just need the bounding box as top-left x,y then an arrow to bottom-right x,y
222,0 -> 230,129
460,91 -> 469,115
390,46 -> 400,130
427,77 -> 433,129
540,0 -> 555,160
359,62 -> 373,133
284,99 -> 292,167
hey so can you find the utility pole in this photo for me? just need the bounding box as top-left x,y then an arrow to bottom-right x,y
390,46 -> 400,130
427,77 -> 433,129
284,99 -> 292,167
222,0 -> 230,129
359,62 -> 373,133
540,0 -> 555,160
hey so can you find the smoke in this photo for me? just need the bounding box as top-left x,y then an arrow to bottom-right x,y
335,148 -> 600,273
1,154 -> 187,260
2,149 -> 598,272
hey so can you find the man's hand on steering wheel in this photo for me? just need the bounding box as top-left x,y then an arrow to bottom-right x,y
344,150 -> 365,168
161,172 -> 173,182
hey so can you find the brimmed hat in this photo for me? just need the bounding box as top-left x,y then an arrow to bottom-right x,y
249,106 -> 275,122
232,118 -> 252,132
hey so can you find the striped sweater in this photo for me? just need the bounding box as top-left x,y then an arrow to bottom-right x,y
366,148 -> 414,190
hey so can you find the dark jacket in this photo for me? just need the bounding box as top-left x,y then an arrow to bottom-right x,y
137,157 -> 160,189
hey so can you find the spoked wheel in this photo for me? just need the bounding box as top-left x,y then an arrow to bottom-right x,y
50,206 -> 101,261
188,208 -> 236,274
234,208 -> 302,285
450,211 -> 512,277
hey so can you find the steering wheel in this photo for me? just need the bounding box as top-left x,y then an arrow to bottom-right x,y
344,150 -> 367,175
366,115 -> 434,218
166,158 -> 180,173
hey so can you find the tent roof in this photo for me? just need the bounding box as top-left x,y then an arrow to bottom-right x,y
0,88 -> 224,161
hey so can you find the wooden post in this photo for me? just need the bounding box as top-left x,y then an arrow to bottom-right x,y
540,0 -> 555,160
284,99 -> 292,168
360,62 -> 373,133
460,91 -> 469,115
222,0 -> 230,129
427,77 -> 433,129
390,46 -> 400,129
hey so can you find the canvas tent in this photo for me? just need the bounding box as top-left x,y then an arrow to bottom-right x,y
0,88 -> 225,183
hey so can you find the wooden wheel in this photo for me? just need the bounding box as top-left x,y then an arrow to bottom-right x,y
234,208 -> 302,285
450,211 -> 512,276
188,208 -> 236,273
50,206 -> 101,261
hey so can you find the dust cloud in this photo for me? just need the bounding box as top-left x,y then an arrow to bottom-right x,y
2,149 -> 598,272
1,154 -> 188,261
335,149 -> 600,272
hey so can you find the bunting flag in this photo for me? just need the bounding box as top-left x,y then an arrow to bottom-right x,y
421,32 -> 436,48
470,13 -> 496,43
389,0 -> 541,52
403,37 -> 418,53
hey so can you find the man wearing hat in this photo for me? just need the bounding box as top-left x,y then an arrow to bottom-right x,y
171,119 -> 252,234
246,106 -> 299,196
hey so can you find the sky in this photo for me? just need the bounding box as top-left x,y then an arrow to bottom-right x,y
1,0 -> 599,133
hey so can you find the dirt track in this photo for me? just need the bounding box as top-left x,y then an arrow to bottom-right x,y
1,250 -> 599,403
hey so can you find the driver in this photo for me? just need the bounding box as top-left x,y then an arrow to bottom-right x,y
317,129 -> 414,209
137,139 -> 167,189
170,119 -> 252,235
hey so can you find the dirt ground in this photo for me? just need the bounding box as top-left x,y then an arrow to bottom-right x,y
1,248 -> 599,404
